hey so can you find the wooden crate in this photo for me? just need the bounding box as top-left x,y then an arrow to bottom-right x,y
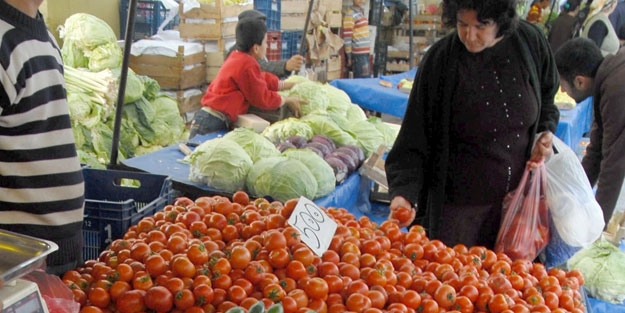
129,45 -> 206,90
206,51 -> 226,67
174,89 -> 204,117
206,66 -> 220,82
281,0 -> 308,14
281,13 -> 306,30
179,1 -> 253,40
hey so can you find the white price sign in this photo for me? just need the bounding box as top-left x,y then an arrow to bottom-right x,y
287,196 -> 337,256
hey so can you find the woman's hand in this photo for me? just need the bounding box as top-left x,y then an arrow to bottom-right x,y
527,131 -> 554,169
388,196 -> 416,228
284,97 -> 307,118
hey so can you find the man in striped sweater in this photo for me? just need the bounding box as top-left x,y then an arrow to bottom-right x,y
342,0 -> 371,78
0,0 -> 85,276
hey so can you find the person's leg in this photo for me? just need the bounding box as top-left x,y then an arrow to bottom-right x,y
189,110 -> 227,139
352,54 -> 371,78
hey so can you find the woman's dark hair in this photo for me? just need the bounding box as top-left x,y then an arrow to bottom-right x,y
554,37 -> 603,85
233,18 -> 267,52
562,0 -> 582,12
441,0 -> 519,37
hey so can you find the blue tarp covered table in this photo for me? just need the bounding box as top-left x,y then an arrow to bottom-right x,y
120,132 -> 374,211
555,96 -> 593,149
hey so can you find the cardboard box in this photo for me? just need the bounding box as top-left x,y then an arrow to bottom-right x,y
179,1 -> 253,40
325,11 -> 342,28
326,69 -> 341,81
129,45 -> 206,90
233,114 -> 270,132
327,54 -> 341,72
281,0 -> 308,14
281,13 -> 306,30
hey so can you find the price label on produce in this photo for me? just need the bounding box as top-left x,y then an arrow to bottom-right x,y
287,196 -> 337,256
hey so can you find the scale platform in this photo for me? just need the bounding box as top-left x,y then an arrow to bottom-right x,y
0,229 -> 58,313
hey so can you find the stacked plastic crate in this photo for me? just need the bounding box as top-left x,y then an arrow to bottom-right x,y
253,0 -> 282,61
119,0 -> 178,40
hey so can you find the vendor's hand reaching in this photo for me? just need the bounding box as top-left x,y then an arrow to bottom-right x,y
284,97 -> 307,118
527,131 -> 554,169
286,55 -> 305,72
388,196 -> 416,228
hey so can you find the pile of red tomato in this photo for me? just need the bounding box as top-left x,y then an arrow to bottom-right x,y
62,192 -> 587,313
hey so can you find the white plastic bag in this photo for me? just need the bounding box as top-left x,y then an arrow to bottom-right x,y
545,136 -> 604,247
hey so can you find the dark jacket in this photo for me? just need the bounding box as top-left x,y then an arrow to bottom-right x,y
385,20 -> 560,239
582,47 -> 625,223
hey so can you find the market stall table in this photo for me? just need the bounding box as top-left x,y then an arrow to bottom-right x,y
120,132 -> 387,219
331,71 -> 593,148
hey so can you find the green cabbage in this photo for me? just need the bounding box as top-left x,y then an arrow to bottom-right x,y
301,114 -> 357,146
186,138 -> 253,193
282,148 -> 335,198
112,68 -> 145,104
123,97 -> 156,144
67,92 -> 102,128
245,156 -> 318,202
88,42 -> 123,72
150,95 -> 185,147
567,240 -> 625,303
60,13 -> 118,69
348,119 -> 386,157
262,117 -> 314,143
224,128 -> 281,163
368,116 -> 399,150
140,75 -> 161,101
287,81 -> 329,115
346,103 -> 367,121
324,84 -> 352,117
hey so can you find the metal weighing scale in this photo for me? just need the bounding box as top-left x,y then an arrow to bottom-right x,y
0,229 -> 59,313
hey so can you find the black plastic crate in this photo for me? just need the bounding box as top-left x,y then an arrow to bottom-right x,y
254,0 -> 280,30
119,0 -> 178,40
81,168 -> 174,260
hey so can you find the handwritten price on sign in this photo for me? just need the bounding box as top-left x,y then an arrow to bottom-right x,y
287,197 -> 337,256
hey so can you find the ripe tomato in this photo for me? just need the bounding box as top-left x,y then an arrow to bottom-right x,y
172,256 -> 196,278
193,284 -> 215,306
433,283 -> 456,309
390,206 -> 413,224
144,286 -> 173,312
305,277 -> 329,300
345,293 -> 372,311
87,287 -> 110,308
401,289 -> 422,308
232,191 -> 250,206
488,293 -> 513,313
230,245 -> 253,269
173,289 -> 195,310
116,289 -> 146,313
417,298 -> 439,313
109,281 -> 131,301
263,283 -> 286,302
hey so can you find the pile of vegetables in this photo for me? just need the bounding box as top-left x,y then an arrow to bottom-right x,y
63,193 -> 588,313
60,13 -> 186,168
567,239 -> 625,303
186,128 -> 361,201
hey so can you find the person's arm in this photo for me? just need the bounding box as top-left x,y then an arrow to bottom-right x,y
238,60 -> 283,110
585,82 -> 625,223
587,21 -> 609,48
259,58 -> 288,78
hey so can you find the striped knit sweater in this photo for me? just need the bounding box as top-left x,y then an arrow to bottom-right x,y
342,5 -> 371,56
0,1 -> 85,266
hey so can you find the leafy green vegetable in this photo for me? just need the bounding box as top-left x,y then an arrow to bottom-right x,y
186,138 -> 253,193
368,116 -> 399,151
346,103 -> 367,121
348,119 -> 386,157
301,114 -> 357,147
286,81 -> 329,115
59,13 -> 119,69
67,92 -> 102,129
324,84 -> 352,117
88,42 -> 123,72
140,75 -> 161,101
123,97 -> 156,144
150,96 -> 185,147
262,117 -> 314,144
224,128 -> 281,163
567,239 -> 625,303
282,148 -> 335,198
246,156 -> 318,202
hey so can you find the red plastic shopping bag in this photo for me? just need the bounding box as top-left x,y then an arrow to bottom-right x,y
495,162 -> 550,261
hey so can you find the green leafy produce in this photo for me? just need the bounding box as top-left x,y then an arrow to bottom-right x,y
262,117 -> 314,144
140,75 -> 161,101
150,96 -> 185,147
224,128 -> 281,163
567,239 -> 625,303
111,68 -> 145,104
64,66 -> 117,119
348,119 -> 386,157
67,92 -> 102,129
282,148 -> 336,198
301,114 -> 357,147
346,103 -> 367,121
186,138 -> 253,193
246,156 -> 318,202
123,97 -> 156,144
286,81 -> 329,115
324,84 -> 352,117
87,42 -> 123,71
368,116 -> 399,150
59,13 -> 119,70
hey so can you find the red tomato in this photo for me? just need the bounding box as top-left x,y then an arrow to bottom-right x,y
144,286 -> 173,312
